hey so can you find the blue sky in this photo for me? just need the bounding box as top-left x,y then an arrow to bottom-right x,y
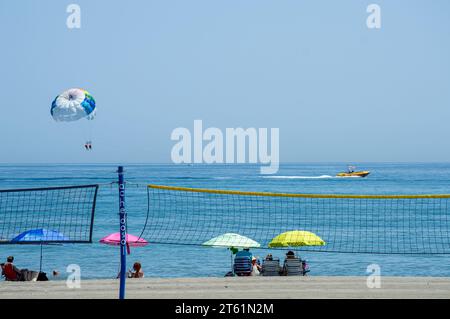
0,0 -> 449,163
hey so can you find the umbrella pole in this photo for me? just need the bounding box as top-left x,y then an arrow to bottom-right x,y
39,243 -> 43,273
230,251 -> 233,276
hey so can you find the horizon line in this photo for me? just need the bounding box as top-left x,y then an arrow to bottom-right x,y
1,161 -> 450,166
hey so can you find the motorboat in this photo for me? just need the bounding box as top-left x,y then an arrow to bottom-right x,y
337,166 -> 370,178
336,171 -> 370,178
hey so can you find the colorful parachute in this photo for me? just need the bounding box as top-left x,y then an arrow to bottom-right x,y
51,88 -> 96,122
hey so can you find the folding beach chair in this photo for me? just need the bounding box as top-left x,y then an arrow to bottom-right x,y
233,256 -> 252,276
21,270 -> 40,282
262,258 -> 281,276
283,257 -> 302,276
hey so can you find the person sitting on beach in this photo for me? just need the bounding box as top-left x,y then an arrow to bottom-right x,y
128,262 -> 144,278
281,251 -> 301,276
283,251 -> 296,268
2,256 -> 22,281
285,251 -> 295,259
235,248 -> 252,259
251,257 -> 261,276
301,260 -> 310,276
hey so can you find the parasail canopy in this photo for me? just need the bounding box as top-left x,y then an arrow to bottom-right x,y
51,88 -> 96,122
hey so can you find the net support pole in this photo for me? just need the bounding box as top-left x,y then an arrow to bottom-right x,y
118,166 -> 127,299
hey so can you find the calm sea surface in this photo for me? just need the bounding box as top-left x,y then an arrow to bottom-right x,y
1,163 -> 450,279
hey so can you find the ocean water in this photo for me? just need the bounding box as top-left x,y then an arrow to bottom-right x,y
1,163 -> 450,280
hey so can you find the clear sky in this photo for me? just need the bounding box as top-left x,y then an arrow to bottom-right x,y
0,0 -> 449,163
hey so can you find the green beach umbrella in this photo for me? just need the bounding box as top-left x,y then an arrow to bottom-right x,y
203,233 -> 261,249
202,233 -> 260,274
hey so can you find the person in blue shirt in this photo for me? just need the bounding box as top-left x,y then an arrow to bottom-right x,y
235,248 -> 252,259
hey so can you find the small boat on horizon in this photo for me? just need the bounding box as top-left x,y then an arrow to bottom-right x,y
336,166 -> 370,178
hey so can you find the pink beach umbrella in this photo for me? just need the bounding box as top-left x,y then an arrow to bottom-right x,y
99,233 -> 148,254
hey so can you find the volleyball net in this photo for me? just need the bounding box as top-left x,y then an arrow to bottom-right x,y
0,185 -> 99,244
141,185 -> 450,254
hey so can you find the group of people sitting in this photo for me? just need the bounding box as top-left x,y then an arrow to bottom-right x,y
3,252 -> 307,281
0,256 -> 48,281
232,249 -> 309,277
2,256 -> 144,281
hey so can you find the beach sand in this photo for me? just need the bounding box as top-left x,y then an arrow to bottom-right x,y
1,276 -> 449,299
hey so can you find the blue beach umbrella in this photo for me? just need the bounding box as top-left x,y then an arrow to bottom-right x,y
12,229 -> 69,243
11,229 -> 69,272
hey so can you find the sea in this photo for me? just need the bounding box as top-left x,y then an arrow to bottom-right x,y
1,163 -> 450,280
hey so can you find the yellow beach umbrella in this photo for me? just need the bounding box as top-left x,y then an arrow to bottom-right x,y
268,230 -> 325,248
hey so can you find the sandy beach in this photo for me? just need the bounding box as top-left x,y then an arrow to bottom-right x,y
1,276 -> 449,299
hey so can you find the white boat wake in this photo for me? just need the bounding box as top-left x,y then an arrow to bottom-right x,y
262,175 -> 334,179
